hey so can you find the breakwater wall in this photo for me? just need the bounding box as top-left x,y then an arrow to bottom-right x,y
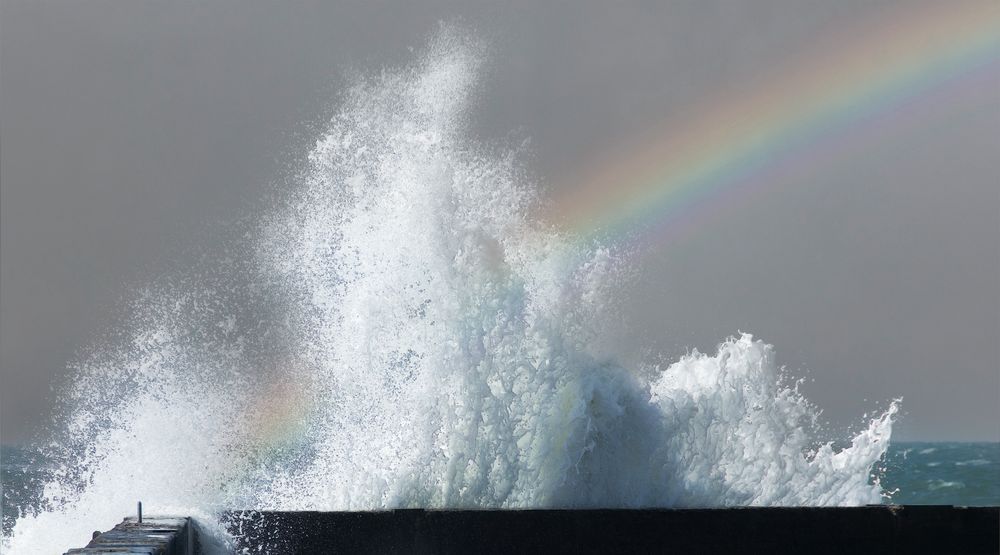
64,516 -> 195,555
223,506 -> 999,554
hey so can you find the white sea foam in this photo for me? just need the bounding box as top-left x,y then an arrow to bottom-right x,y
927,480 -> 965,491
4,28 -> 897,554
955,459 -> 990,466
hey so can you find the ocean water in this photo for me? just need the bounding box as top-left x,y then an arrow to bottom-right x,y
880,442 -> 1000,506
5,442 -> 997,538
0,28 -> 979,553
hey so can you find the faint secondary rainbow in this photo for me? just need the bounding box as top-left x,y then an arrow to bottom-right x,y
548,1 -> 999,245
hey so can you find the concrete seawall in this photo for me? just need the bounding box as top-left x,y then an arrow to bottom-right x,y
223,506 -> 999,554
64,516 -> 195,555
64,506 -> 999,554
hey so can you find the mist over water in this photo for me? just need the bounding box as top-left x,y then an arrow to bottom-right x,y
4,29 -> 897,553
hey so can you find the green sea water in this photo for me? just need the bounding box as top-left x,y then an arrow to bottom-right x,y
880,442 -> 1000,506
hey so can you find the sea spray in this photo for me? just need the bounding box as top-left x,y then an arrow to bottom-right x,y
4,28 -> 897,553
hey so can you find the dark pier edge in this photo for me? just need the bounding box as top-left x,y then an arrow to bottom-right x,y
221,506 -> 1000,555
64,516 -> 197,555
66,506 -> 999,554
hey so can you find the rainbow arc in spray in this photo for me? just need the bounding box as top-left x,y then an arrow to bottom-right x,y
549,1 -> 999,244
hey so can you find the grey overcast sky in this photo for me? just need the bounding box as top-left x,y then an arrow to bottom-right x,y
1,0 -> 997,443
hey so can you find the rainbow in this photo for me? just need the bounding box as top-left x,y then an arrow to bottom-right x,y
549,1 -> 1000,245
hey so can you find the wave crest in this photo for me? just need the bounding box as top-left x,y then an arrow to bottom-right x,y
4,28 -> 895,554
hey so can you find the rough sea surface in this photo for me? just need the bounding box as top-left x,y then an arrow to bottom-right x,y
5,442 -> 998,539
880,442 -> 1000,506
0,29 -> 942,553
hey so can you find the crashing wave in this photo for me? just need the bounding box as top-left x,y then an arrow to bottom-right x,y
4,27 -> 895,554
